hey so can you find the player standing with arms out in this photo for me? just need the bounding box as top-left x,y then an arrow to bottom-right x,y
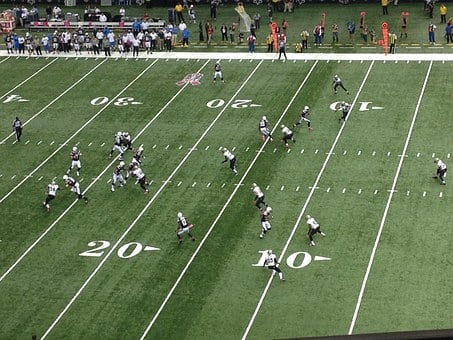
433,158 -> 447,185
251,182 -> 266,209
43,180 -> 59,212
131,165 -> 149,194
62,175 -> 88,202
306,214 -> 326,246
259,205 -> 272,239
293,105 -> 313,131
221,147 -> 238,175
12,117 -> 23,142
111,161 -> 126,192
67,146 -> 82,176
336,101 -> 351,123
332,75 -> 349,94
281,124 -> 295,148
176,212 -> 196,244
258,116 -> 273,142
264,250 -> 285,281
213,62 -> 225,83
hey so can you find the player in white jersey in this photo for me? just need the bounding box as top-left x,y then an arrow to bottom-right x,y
293,105 -> 313,131
258,116 -> 273,142
213,62 -> 224,83
63,175 -> 88,202
175,212 -> 196,244
43,180 -> 60,212
221,147 -> 238,175
132,145 -> 144,165
332,74 -> 349,94
112,161 -> 126,192
433,158 -> 447,185
336,101 -> 351,123
263,249 -> 285,281
281,124 -> 295,148
109,131 -> 125,160
251,182 -> 266,209
67,146 -> 82,176
259,205 -> 272,239
131,166 -> 149,194
306,215 -> 326,246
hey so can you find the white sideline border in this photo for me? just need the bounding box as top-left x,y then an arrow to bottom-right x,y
2,51 -> 453,61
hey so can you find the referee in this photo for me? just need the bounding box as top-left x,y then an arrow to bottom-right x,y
12,117 -> 23,142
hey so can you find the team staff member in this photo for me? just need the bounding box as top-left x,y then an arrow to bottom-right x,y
221,147 -> 238,175
433,158 -> 447,185
263,249 -> 285,281
43,180 -> 60,212
12,117 -> 23,142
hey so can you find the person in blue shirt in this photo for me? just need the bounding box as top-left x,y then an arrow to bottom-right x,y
182,27 -> 190,46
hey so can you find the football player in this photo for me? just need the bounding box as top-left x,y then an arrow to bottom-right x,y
43,180 -> 60,212
213,62 -> 225,83
63,174 -> 88,202
221,147 -> 238,175
259,205 -> 272,239
121,132 -> 132,151
332,74 -> 349,94
130,165 -> 149,194
251,182 -> 266,209
258,116 -> 273,142
293,106 -> 313,131
132,145 -> 144,165
306,215 -> 326,246
433,158 -> 447,185
109,131 -> 125,160
175,212 -> 196,244
67,146 -> 82,176
281,125 -> 295,148
336,101 -> 351,123
112,161 -> 126,192
263,250 -> 285,281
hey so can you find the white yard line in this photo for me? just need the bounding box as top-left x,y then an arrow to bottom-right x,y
241,60 -> 376,340
41,60 -> 263,340
0,59 -> 163,283
347,60 -> 433,335
0,59 -> 105,146
139,60 -> 319,340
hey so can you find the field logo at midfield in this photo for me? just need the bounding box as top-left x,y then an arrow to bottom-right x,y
176,73 -> 204,86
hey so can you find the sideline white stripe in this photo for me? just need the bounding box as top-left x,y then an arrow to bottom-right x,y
242,60 -> 375,340
0,59 -> 162,283
140,60 -> 320,340
348,60 -> 433,334
41,60 -> 263,339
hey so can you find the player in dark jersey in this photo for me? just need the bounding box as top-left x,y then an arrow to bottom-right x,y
213,62 -> 224,83
5,33 -> 13,54
12,117 -> 22,142
67,146 -> 82,176
293,105 -> 313,131
132,145 -> 144,165
63,175 -> 88,202
337,101 -> 351,123
332,75 -> 349,94
175,212 -> 195,244
258,116 -> 273,142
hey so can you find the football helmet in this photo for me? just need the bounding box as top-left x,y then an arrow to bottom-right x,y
268,249 -> 272,255
262,116 -> 267,121
281,124 -> 285,129
222,147 -> 227,152
177,212 -> 183,218
63,175 -> 68,180
304,106 -> 309,110
119,161 -> 125,167
72,146 -> 78,152
306,215 -> 311,220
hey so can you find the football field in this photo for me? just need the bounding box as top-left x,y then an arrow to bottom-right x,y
0,52 -> 452,339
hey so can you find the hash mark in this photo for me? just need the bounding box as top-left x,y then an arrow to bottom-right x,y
165,145 -> 170,149
387,152 -> 391,157
207,182 -> 211,188
88,142 -> 93,147
439,192 -> 443,198
265,185 -> 270,190
374,189 -> 378,195
343,150 -> 347,155
301,149 -> 304,154
100,143 -> 105,147
342,188 -> 346,193
358,189 -> 362,194
153,145 -> 157,149
372,151 -> 376,156
245,147 -> 249,152
177,181 -> 182,187
296,186 -> 300,191
357,150 -> 361,155
179,145 -> 183,150
232,147 -> 236,152
25,140 -> 30,145
423,191 -> 426,197
315,149 -> 319,154
50,141 -> 55,145
326,187 -> 331,192
205,146 -> 210,151
407,190 -> 410,196
280,186 -> 285,191
37,141 -> 42,145
221,183 -> 225,188
417,152 -> 420,157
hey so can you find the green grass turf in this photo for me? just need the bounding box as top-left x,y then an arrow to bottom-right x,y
0,56 -> 451,339
3,1 -> 453,53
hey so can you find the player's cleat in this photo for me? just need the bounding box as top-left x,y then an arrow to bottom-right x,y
270,138 -> 273,142
192,237 -> 196,242
47,207 -> 51,213
111,187 -> 115,192
282,278 -> 286,282
347,91 -> 350,94
321,232 -> 326,236
76,171 -> 80,176
84,197 -> 88,203
120,183 -> 124,187
259,233 -> 264,239
144,189 -> 149,195
334,91 -> 338,94
308,127 -> 313,131
310,240 -> 315,246
441,181 -> 446,185
432,175 -> 438,179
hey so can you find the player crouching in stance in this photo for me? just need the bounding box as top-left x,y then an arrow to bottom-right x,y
67,146 -> 82,176
63,175 -> 88,203
221,147 -> 238,175
259,205 -> 272,239
258,116 -> 273,142
293,106 -> 313,132
306,215 -> 326,246
263,250 -> 285,281
281,125 -> 295,148
43,180 -> 60,212
176,212 -> 195,244
433,158 -> 447,185
112,161 -> 126,192
130,165 -> 149,194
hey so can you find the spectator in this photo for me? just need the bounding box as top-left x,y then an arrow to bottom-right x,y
175,3 -> 184,24
210,0 -> 218,21
300,29 -> 309,49
446,21 -> 453,43
440,3 -> 448,24
381,0 -> 389,15
182,27 -> 190,47
347,20 -> 356,43
428,22 -> 436,44
253,12 -> 261,29
247,33 -> 256,52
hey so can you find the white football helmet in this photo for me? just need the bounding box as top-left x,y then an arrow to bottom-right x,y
138,145 -> 144,152
268,249 -> 272,255
222,147 -> 227,152
335,74 -> 338,78
304,106 -> 309,111
341,101 -> 345,106
63,175 -> 68,180
306,215 -> 311,220
51,180 -> 56,185
119,161 -> 125,167
72,146 -> 78,152
266,206 -> 272,213
177,212 -> 183,218
262,116 -> 267,121
117,131 -> 122,136
281,124 -> 285,129
434,158 -> 439,163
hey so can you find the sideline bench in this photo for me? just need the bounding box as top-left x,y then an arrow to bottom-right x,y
26,19 -> 166,32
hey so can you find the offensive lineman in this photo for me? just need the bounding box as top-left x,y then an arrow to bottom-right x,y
175,212 -> 196,244
306,215 -> 326,246
433,158 -> 447,185
252,182 -> 266,209
43,180 -> 60,212
67,146 -> 82,176
221,147 -> 238,175
63,174 -> 88,202
281,125 -> 295,148
258,116 -> 273,142
263,249 -> 285,281
293,105 -> 313,131
259,205 -> 272,239
213,62 -> 225,83
112,161 -> 126,192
